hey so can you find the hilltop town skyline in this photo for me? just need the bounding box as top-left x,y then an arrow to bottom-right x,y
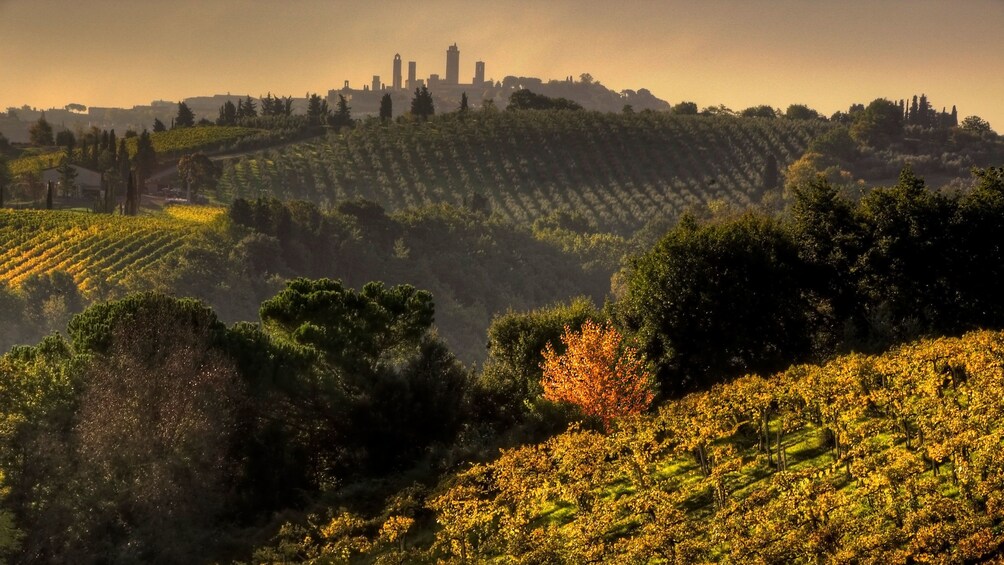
2,1 -> 1003,127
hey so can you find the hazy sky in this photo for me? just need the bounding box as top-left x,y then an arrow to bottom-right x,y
2,0 -> 1002,126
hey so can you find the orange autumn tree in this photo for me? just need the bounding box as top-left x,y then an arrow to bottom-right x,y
541,320 -> 655,430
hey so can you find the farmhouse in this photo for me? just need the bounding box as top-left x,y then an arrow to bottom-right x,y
40,164 -> 103,198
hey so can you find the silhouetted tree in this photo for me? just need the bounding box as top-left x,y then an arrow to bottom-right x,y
57,156 -> 77,197
217,100 -> 237,125
741,105 -> 777,118
850,98 -> 903,147
238,95 -> 257,119
960,115 -> 994,135
785,104 -> 822,120
671,101 -> 698,115
174,102 -> 195,128
917,94 -> 931,128
55,130 -> 75,154
134,129 -> 157,195
0,154 -> 9,208
45,181 -> 53,209
306,93 -> 330,126
260,93 -> 294,117
124,171 -> 138,215
332,95 -> 352,128
152,118 -> 166,132
763,154 -> 778,191
410,86 -> 435,120
379,93 -> 392,120
507,89 -> 582,111
29,114 -> 54,146
459,92 -> 469,113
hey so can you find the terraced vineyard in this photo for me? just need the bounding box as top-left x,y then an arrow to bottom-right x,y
0,206 -> 223,296
218,112 -> 832,233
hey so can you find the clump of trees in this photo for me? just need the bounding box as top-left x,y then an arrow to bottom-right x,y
410,86 -> 435,119
0,284 -> 477,561
614,166 -> 1004,394
507,89 -> 583,111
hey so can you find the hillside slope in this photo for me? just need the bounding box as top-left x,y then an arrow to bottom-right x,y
217,111 -> 831,233
258,329 -> 1004,562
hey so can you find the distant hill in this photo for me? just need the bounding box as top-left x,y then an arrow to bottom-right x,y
218,111 -> 831,234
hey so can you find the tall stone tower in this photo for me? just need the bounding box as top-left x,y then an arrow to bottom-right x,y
473,61 -> 485,86
408,61 -> 417,89
445,43 -> 460,85
393,54 -> 403,90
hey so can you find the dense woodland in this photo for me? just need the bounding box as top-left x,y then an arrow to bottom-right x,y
0,89 -> 1003,562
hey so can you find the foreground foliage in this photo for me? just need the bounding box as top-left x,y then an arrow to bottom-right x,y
0,287 -> 474,563
263,330 -> 1004,563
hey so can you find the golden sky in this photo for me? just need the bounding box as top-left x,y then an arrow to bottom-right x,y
2,0 -> 1002,127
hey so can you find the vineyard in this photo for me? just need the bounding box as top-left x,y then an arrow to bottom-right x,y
8,126 -> 263,176
217,112 -> 832,233
123,126 -> 263,157
0,206 -> 221,296
261,329 -> 1004,562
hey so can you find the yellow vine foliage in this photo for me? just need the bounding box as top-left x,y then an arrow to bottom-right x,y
541,320 -> 654,430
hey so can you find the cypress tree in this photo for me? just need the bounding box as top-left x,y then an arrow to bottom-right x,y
918,94 -> 930,127
333,95 -> 352,128
379,93 -> 393,120
125,171 -> 137,215
242,95 -> 257,117
174,102 -> 195,128
0,154 -> 8,208
763,154 -> 779,191
46,180 -> 53,209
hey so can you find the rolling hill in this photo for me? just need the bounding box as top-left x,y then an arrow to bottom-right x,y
217,111 -> 832,233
